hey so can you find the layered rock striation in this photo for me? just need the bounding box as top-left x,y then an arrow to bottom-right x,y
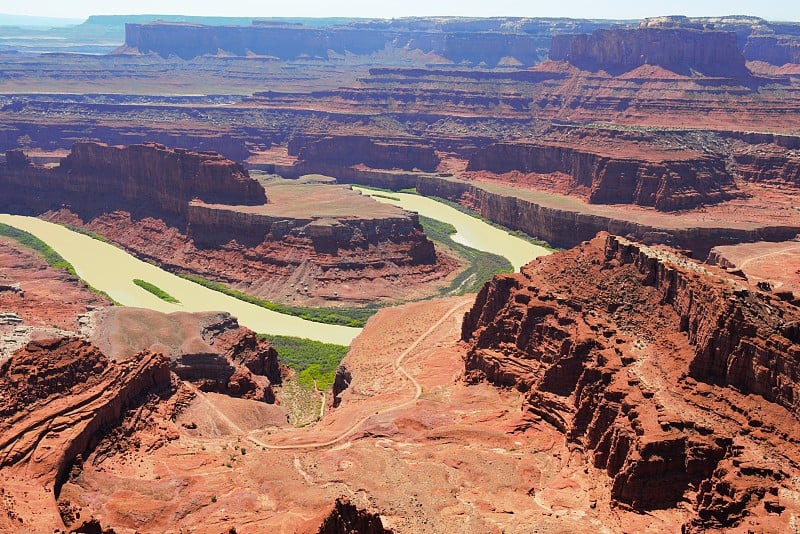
1,141 -> 265,219
466,141 -> 741,210
462,233 -> 800,527
415,175 -> 800,257
288,134 -> 439,173
91,308 -> 281,403
122,21 -> 551,65
733,149 -> 800,187
550,27 -> 749,76
0,336 -> 171,529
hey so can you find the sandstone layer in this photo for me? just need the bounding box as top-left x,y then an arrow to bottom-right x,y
462,233 -> 800,529
121,20 -> 556,65
0,336 -> 172,531
1,142 -> 265,220
90,308 -> 282,403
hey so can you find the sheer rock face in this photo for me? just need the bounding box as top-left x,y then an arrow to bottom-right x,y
550,27 -> 749,77
121,21 -> 551,65
467,142 -> 741,210
1,142 -> 266,218
733,150 -> 800,187
744,35 -> 800,65
288,134 -> 440,173
462,233 -> 800,527
415,176 -> 800,258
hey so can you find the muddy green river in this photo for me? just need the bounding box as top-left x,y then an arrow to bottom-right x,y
354,188 -> 551,271
0,196 -> 549,344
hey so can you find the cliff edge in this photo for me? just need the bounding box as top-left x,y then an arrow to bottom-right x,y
550,27 -> 750,76
462,233 -> 800,530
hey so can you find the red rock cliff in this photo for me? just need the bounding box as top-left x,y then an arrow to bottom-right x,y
0,336 -> 171,529
289,134 -> 440,173
549,27 -> 749,77
462,234 -> 800,527
466,141 -> 741,211
1,142 -> 266,218
416,175 -> 800,257
734,149 -> 800,187
59,142 -> 267,214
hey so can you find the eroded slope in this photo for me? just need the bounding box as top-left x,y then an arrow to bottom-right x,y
462,233 -> 800,530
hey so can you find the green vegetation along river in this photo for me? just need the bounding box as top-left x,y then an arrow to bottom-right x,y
0,214 -> 361,345
354,187 -> 551,271
0,193 -> 550,345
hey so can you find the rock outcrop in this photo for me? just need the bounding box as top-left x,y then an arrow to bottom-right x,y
466,142 -> 741,210
1,142 -> 266,219
550,27 -> 749,76
315,498 -> 392,534
744,35 -> 800,65
0,336 -> 171,529
733,149 -> 800,187
91,308 -> 281,403
462,233 -> 800,526
288,134 -> 439,173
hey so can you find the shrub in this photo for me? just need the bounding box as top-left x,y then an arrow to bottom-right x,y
133,279 -> 180,303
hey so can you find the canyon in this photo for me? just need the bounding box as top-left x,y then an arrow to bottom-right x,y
0,142 -> 456,306
2,11 -> 800,533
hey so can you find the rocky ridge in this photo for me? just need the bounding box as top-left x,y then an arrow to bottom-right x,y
0,336 -> 171,530
2,142 -> 265,219
91,308 -> 281,403
462,233 -> 800,529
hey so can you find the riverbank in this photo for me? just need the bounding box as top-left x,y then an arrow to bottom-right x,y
0,214 -> 361,345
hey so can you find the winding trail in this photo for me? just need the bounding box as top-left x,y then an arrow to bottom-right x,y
247,298 -> 472,450
738,243 -> 800,268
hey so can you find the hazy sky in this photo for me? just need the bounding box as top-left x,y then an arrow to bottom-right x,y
3,0 -> 799,22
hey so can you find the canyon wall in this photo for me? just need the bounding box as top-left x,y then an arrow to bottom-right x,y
0,336 -> 171,528
744,35 -> 800,65
461,234 -> 800,525
288,134 -> 439,173
415,176 -> 800,257
549,27 -> 749,76
466,142 -> 740,210
60,142 -> 266,214
733,151 -> 800,186
122,21 -> 550,65
1,142 -> 266,218
187,201 -> 434,262
118,17 -> 800,68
